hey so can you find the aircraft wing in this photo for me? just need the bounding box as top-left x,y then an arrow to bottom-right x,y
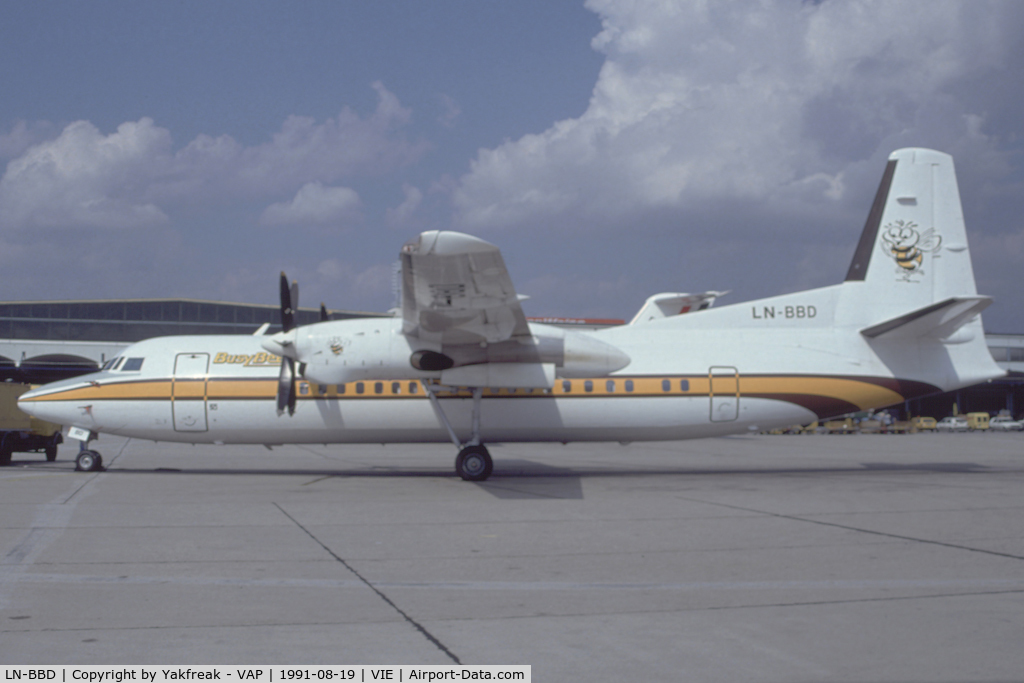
400,231 -> 531,345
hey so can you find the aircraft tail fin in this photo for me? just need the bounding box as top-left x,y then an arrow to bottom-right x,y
840,148 -> 1003,388
843,148 -> 982,323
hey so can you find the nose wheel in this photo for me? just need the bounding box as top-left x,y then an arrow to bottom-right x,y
456,445 -> 492,481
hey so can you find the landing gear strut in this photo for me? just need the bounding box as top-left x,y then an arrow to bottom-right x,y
423,383 -> 493,481
74,431 -> 105,472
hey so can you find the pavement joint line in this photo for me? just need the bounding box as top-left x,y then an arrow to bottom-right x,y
59,439 -> 133,505
386,588 -> 1024,625
677,496 -> 1024,562
272,501 -> 462,665
5,588 -> 1024,636
10,572 -> 1024,591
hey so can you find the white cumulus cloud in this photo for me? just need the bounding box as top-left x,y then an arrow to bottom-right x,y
453,0 -> 1021,232
0,82 -> 424,235
259,182 -> 362,227
0,118 -> 172,231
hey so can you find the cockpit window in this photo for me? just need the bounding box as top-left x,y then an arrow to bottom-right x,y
120,358 -> 144,372
101,357 -> 121,371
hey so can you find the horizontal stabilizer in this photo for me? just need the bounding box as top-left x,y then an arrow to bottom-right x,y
860,296 -> 991,340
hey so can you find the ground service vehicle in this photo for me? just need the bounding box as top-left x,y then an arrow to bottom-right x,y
0,383 -> 62,465
966,412 -> 990,430
989,415 -> 1024,431
936,416 -> 970,432
911,416 -> 937,431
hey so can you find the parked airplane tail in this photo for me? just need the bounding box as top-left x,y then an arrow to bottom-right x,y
842,148 -> 990,331
838,147 -> 1002,388
643,147 -> 1003,394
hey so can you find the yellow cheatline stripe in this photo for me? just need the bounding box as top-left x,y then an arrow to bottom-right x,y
21,380 -> 172,402
20,374 -> 907,410
209,379 -> 277,399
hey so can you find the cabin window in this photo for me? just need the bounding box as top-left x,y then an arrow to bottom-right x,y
356,382 -> 364,394
120,358 -> 144,372
391,382 -> 401,394
606,380 -> 615,393
584,380 -> 593,393
374,382 -> 383,394
409,382 -> 418,394
662,379 -> 670,392
338,384 -> 345,394
625,380 -> 634,392
562,380 -> 572,393
299,383 -> 309,396
680,379 -> 690,392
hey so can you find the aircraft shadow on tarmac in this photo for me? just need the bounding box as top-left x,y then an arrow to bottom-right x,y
6,458 -> 1012,501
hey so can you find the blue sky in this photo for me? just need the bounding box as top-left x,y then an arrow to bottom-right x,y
2,1 -> 1023,332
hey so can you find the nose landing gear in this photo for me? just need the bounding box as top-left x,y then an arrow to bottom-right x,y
75,449 -> 104,472
74,430 -> 105,472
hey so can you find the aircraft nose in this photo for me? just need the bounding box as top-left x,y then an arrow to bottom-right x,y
16,386 -> 50,422
15,381 -> 80,426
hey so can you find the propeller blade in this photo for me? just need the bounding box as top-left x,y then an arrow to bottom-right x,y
320,302 -> 328,322
276,271 -> 301,416
276,356 -> 297,416
279,272 -> 295,332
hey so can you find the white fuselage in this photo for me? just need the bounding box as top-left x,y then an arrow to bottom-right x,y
18,282 -> 1000,448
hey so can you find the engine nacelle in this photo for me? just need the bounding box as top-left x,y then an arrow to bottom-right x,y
262,319 -> 630,387
271,317 -> 427,386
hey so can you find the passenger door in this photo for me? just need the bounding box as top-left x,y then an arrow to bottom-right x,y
172,353 -> 209,432
709,366 -> 740,422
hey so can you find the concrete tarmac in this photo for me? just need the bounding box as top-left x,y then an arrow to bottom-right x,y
1,432 -> 1023,681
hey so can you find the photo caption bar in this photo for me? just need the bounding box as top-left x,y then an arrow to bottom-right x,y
0,667 -> 530,683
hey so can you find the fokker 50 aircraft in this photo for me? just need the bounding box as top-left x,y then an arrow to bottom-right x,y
18,148 -> 1005,480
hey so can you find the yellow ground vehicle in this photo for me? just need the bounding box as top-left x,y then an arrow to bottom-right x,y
886,421 -> 915,434
0,383 -> 63,465
911,416 -> 937,431
966,412 -> 990,430
824,418 -> 855,434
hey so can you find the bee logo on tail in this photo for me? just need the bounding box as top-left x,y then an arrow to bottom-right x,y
880,220 -> 941,282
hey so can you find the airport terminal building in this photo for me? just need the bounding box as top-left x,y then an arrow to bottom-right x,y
1,298 -> 1022,419
0,298 -> 386,384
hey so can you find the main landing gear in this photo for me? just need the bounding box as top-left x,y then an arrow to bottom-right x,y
455,444 -> 493,482
75,431 -> 105,472
423,383 -> 493,481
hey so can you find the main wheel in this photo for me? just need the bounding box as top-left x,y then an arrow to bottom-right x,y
75,450 -> 103,472
455,445 -> 493,482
